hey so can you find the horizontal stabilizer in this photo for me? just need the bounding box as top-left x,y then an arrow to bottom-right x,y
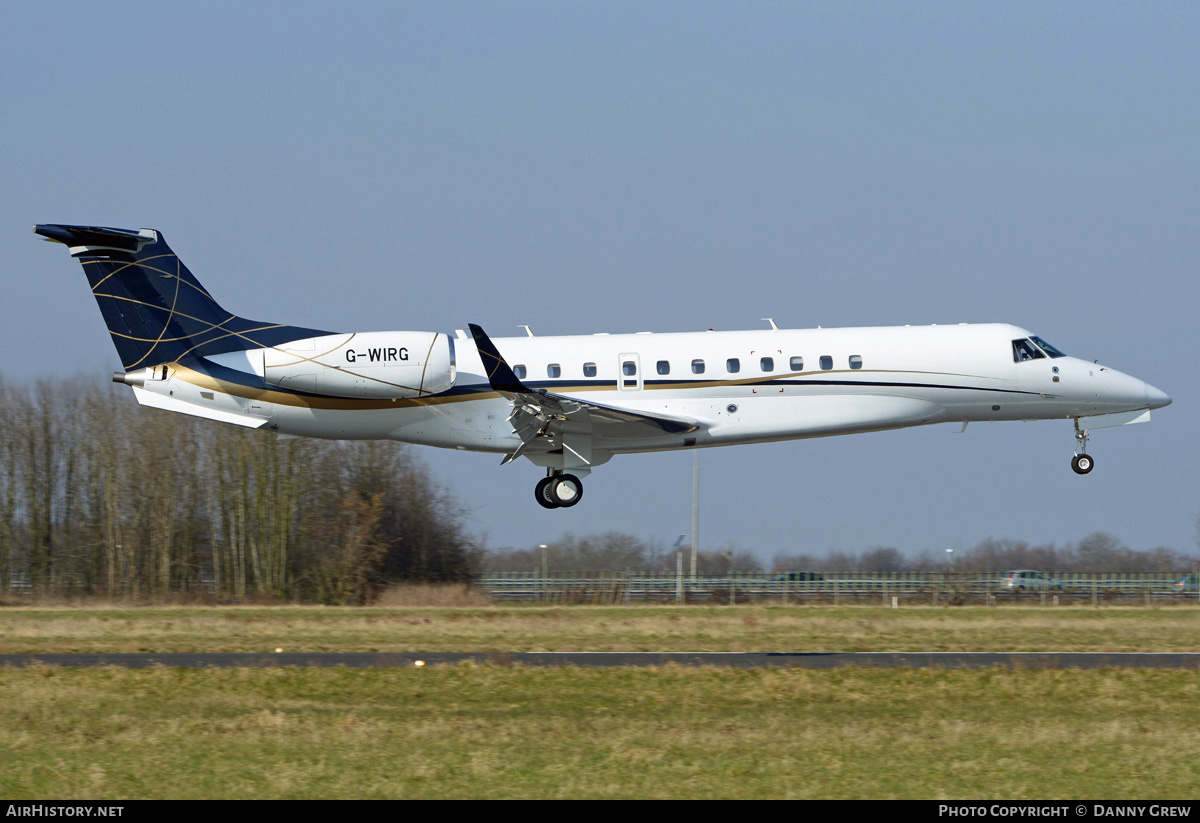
34,224 -> 157,256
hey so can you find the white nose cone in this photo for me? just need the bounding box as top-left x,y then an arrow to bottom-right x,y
1146,384 -> 1171,410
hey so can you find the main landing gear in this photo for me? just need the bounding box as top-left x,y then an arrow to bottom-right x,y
535,471 -> 584,509
1071,419 -> 1094,475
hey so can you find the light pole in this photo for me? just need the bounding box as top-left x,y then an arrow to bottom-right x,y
673,534 -> 686,602
691,450 -> 699,580
540,544 -> 548,603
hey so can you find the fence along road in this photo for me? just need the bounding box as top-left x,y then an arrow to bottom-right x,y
477,571 -> 1200,605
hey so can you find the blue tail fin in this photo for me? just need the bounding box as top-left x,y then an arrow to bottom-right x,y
34,224 -> 331,370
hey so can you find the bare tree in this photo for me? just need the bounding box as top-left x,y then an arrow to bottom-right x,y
859,547 -> 906,573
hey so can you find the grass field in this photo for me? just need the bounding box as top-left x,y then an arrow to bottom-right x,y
3,665 -> 1200,799
1,602 -> 1199,653
3,602 -> 1199,799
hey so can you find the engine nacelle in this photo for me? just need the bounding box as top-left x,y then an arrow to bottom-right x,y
260,332 -> 456,398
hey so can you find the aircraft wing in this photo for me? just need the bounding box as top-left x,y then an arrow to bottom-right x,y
468,324 -> 700,463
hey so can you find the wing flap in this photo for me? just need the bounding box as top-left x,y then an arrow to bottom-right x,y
467,323 -> 700,458
555,394 -> 699,434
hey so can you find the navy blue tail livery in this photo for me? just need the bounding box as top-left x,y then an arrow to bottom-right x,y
34,224 -> 330,370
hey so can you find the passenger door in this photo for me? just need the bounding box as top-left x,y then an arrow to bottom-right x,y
618,353 -> 642,391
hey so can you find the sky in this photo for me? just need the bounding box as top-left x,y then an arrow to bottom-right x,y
2,2 -> 1197,561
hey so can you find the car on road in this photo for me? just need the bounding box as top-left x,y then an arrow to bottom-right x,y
770,571 -> 825,582
1172,574 -> 1199,593
1000,570 -> 1063,591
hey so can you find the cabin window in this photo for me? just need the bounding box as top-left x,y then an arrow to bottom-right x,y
622,361 -> 637,376
514,365 -> 527,380
819,356 -> 833,370
1012,339 -> 1045,362
849,355 -> 862,370
789,356 -> 804,371
583,362 -> 597,377
691,359 -> 705,375
726,358 -> 740,374
656,360 -> 670,375
547,364 -> 561,378
760,357 -> 774,372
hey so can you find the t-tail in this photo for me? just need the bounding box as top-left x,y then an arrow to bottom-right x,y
33,224 -> 330,372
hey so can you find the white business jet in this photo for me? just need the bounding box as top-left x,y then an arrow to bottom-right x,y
35,224 -> 1171,509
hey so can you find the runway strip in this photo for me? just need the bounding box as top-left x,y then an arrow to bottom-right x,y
3,652 -> 1200,669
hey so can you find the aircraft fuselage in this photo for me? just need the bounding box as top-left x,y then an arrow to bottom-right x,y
128,322 -> 1166,458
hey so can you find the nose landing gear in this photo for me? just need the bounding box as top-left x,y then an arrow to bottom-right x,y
1071,419 -> 1094,475
534,471 -> 584,508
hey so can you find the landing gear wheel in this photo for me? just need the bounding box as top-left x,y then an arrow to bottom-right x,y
1071,420 -> 1094,476
534,477 -> 559,509
550,474 -> 584,508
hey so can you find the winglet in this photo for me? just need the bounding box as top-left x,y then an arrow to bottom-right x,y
468,323 -> 529,392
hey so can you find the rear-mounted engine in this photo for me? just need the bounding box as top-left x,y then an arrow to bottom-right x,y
257,331 -> 456,398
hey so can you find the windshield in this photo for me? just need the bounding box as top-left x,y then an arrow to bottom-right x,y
1012,339 -> 1045,362
1030,336 -> 1067,358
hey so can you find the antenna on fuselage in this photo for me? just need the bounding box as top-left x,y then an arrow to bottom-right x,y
761,318 -> 779,330
518,325 -> 534,337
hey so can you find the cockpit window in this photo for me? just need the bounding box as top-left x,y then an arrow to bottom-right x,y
1012,339 -> 1046,362
1030,336 -> 1066,358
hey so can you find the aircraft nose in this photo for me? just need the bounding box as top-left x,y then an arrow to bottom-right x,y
1146,383 -> 1172,409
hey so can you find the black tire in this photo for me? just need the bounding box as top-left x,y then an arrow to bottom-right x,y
1071,454 -> 1094,475
550,474 -> 584,508
535,477 -> 559,509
